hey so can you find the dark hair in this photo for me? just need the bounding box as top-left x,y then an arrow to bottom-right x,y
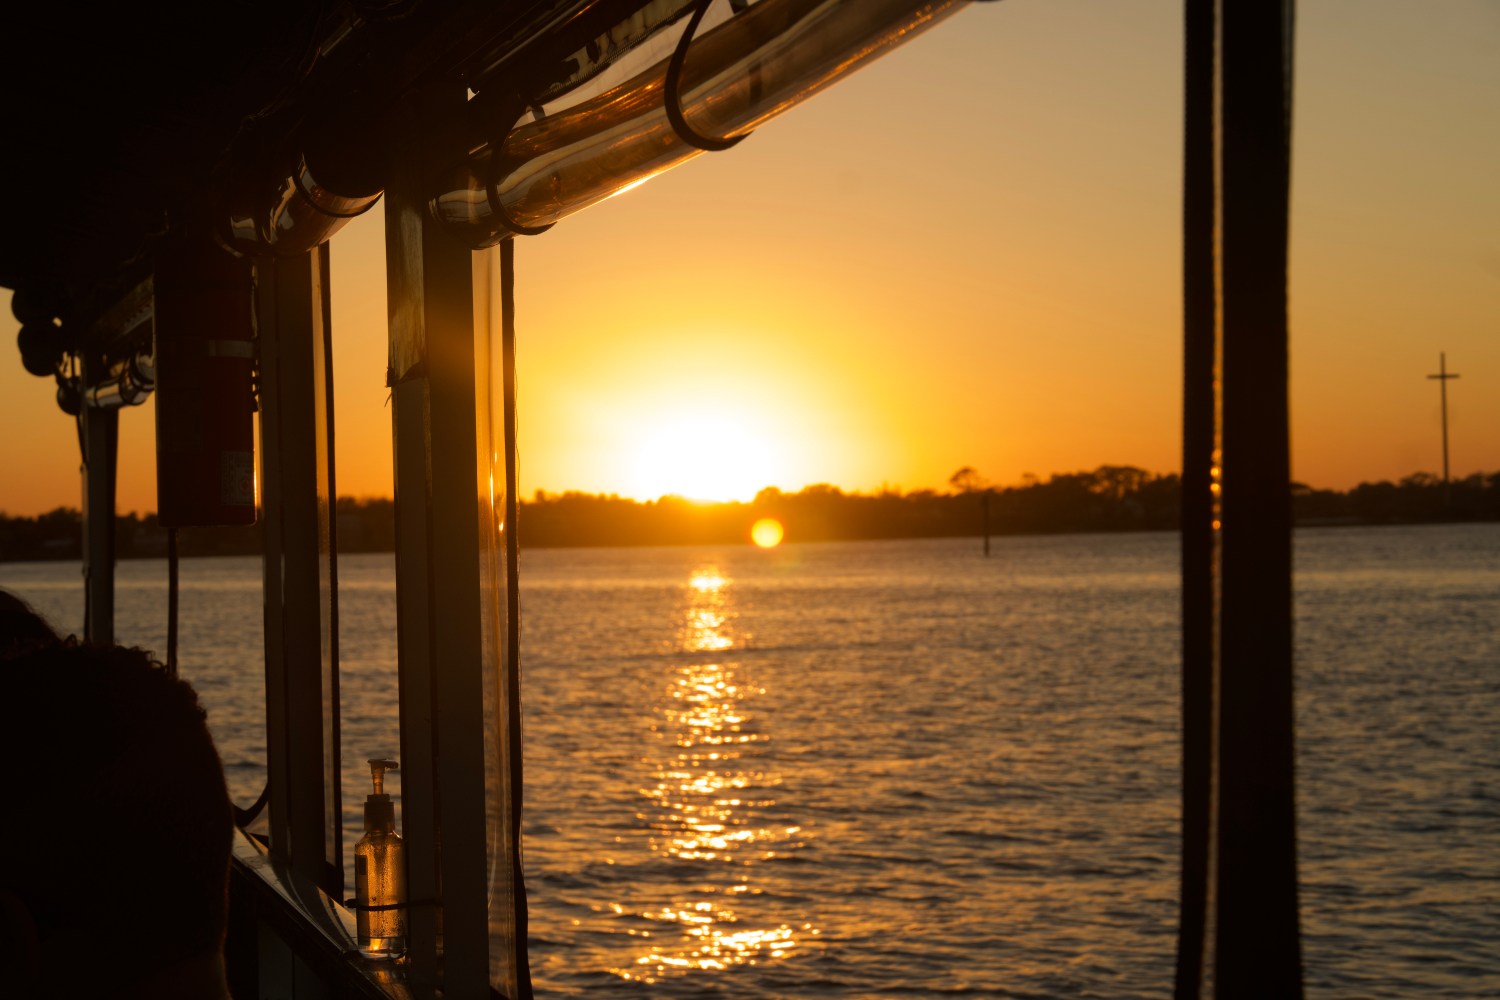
0,641 -> 233,978
0,590 -> 64,659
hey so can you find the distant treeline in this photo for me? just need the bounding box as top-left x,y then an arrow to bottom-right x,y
3,467 -> 1497,561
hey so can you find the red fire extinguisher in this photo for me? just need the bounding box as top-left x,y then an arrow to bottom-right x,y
154,239 -> 257,527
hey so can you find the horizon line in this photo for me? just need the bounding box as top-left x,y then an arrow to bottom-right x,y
5,465 -> 1495,520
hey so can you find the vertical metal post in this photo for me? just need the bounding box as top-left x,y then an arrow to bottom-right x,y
1174,0 -> 1217,995
387,81 -> 531,1000
1176,3 -> 1303,996
1215,1 -> 1302,996
498,237 -> 531,993
257,247 -> 344,896
81,401 -> 118,644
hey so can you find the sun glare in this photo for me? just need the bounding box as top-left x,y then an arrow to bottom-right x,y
750,518 -> 784,548
631,416 -> 774,502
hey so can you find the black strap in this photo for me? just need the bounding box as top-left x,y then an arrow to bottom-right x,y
484,92 -> 556,238
234,782 -> 270,828
665,0 -> 750,152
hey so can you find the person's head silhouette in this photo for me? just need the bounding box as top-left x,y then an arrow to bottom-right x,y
0,590 -> 64,659
0,594 -> 234,998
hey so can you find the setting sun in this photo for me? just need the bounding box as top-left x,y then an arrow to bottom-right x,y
629,415 -> 775,502
750,518 -> 784,548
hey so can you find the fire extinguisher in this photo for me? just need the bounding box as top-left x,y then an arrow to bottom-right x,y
154,239 -> 257,527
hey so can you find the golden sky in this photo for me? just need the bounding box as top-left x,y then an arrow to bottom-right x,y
1,0 -> 1497,516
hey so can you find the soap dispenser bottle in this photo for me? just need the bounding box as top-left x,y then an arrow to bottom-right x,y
355,757 -> 406,959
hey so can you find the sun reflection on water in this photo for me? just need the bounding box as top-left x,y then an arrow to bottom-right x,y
615,903 -> 819,984
690,570 -> 729,592
612,564 -> 816,984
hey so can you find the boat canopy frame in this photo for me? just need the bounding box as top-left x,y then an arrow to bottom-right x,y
7,1 -> 1302,997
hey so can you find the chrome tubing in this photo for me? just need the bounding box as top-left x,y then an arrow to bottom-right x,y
434,0 -> 969,246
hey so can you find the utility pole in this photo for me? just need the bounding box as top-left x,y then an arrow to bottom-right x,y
1427,352 -> 1460,505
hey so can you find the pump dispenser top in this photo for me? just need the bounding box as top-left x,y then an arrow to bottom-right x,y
365,757 -> 398,833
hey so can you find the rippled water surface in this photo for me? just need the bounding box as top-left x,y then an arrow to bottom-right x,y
5,525 -> 1497,997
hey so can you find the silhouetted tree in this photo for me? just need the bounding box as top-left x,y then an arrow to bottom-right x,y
948,467 -> 987,493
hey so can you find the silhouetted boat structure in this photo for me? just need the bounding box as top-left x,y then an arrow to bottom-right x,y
1,2 -> 1299,997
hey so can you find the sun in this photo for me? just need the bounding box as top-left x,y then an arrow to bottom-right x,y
630,415 -> 775,502
750,518 -> 784,548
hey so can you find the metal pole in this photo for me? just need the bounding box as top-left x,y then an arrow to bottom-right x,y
1427,353 -> 1459,505
256,247 -> 344,895
81,402 -> 118,644
1440,355 -> 1449,486
982,492 -> 991,557
387,80 -> 532,1000
1215,1 -> 1303,995
1174,0 -> 1217,994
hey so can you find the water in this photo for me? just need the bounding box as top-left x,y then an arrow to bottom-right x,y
3,524 -> 1497,997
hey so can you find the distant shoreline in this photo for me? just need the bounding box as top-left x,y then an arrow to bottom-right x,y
4,464 -> 1495,563
2,518 -> 1496,566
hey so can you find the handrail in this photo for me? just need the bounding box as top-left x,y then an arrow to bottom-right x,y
229,830 -> 415,1000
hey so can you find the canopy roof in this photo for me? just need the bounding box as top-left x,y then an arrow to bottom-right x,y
0,0 -> 677,328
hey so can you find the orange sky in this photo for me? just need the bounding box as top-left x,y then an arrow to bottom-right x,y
1,0 -> 1497,516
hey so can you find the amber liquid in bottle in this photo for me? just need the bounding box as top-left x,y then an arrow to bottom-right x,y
356,758 -> 406,959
